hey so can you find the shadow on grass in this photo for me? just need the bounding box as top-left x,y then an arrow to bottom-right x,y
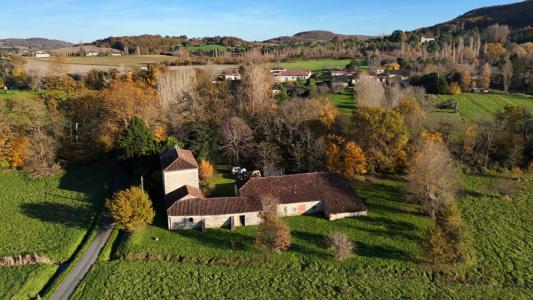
20,202 -> 90,228
175,229 -> 254,252
357,242 -> 416,262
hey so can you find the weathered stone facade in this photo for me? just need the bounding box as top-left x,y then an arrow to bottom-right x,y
162,169 -> 199,195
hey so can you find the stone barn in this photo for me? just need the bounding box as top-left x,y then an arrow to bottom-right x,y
160,148 -> 367,230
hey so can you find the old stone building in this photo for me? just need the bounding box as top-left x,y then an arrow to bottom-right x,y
160,147 -> 367,230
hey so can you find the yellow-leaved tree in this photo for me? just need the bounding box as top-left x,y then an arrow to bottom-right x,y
106,187 -> 155,232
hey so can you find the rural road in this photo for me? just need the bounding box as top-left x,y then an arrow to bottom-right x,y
50,165 -> 127,300
50,221 -> 114,300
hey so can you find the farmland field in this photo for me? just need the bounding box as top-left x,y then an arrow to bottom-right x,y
33,55 -> 178,66
73,172 -> 533,299
0,163 -> 112,299
435,93 -> 533,120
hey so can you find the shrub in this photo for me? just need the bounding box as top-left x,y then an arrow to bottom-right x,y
255,195 -> 291,253
325,232 -> 354,261
106,187 -> 155,232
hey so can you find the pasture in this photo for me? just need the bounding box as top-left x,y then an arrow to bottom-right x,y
328,90 -> 355,116
0,163 -> 112,299
435,93 -> 533,120
186,44 -> 227,53
272,59 -> 352,71
73,172 -> 533,298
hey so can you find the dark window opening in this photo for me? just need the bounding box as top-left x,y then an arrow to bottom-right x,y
239,215 -> 245,226
188,218 -> 194,223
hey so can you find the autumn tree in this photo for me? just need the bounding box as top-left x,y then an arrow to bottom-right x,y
106,187 -> 155,232
424,201 -> 474,265
115,116 -> 156,160
220,116 -> 254,165
198,159 -> 215,195
407,140 -> 460,218
99,80 -> 161,151
355,73 -> 386,108
342,141 -> 367,177
485,43 -> 507,62
351,107 -> 408,173
255,195 -> 291,253
325,232 -> 355,262
448,82 -> 461,95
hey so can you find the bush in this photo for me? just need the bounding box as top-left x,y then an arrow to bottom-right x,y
325,232 -> 354,261
255,195 -> 291,253
106,187 -> 155,232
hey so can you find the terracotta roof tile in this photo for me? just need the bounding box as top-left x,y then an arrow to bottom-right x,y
165,185 -> 204,209
167,197 -> 262,216
160,148 -> 198,172
239,172 -> 365,215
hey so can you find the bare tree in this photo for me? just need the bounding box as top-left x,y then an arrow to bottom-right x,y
24,128 -> 61,178
220,116 -> 254,165
47,53 -> 68,76
239,63 -> 276,118
484,24 -> 510,43
479,63 -> 492,89
157,68 -> 197,109
502,57 -> 513,93
407,140 -> 460,218
355,73 -> 386,108
325,232 -> 355,261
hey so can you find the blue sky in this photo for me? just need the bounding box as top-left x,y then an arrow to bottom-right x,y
0,0 -> 519,42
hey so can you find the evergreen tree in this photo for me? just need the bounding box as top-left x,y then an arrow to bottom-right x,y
115,116 -> 156,160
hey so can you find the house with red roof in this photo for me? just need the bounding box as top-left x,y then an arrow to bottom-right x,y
160,148 -> 367,230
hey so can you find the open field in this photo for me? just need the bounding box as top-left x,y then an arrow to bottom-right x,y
269,59 -> 352,71
186,44 -> 227,52
33,55 -> 177,66
73,171 -> 533,298
328,90 -> 355,116
0,163 -> 112,299
435,93 -> 533,120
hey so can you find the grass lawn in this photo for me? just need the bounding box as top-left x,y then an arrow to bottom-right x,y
328,90 -> 355,116
268,59 -> 352,71
435,93 -> 533,120
0,163 -> 112,299
34,55 -> 178,66
73,172 -> 533,298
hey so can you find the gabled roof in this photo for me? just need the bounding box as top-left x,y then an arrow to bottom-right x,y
160,148 -> 198,172
167,197 -> 262,216
165,185 -> 204,209
239,172 -> 365,215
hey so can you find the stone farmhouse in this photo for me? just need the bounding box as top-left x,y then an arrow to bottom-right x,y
161,148 -> 367,230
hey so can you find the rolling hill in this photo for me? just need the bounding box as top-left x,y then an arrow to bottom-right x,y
2,38 -> 73,49
417,0 -> 533,33
265,30 -> 374,44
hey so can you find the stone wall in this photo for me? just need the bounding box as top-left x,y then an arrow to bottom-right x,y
327,210 -> 368,221
162,169 -> 199,195
168,211 -> 261,230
